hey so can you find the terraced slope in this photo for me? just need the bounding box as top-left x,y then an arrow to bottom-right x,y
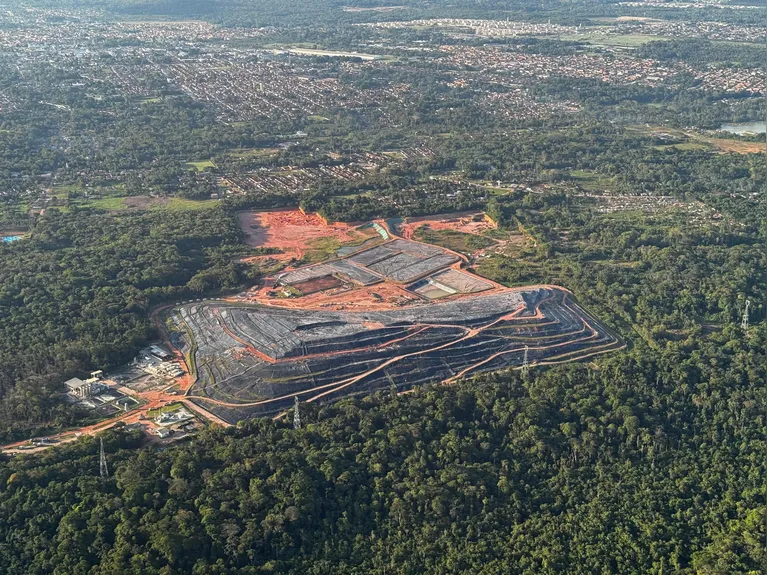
170,286 -> 621,424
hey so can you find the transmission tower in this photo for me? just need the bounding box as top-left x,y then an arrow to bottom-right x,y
521,345 -> 529,376
741,299 -> 751,331
99,437 -> 109,479
293,396 -> 301,430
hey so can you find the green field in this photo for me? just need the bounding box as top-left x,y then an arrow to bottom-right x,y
226,148 -> 279,159
146,403 -> 186,419
561,32 -> 666,47
653,142 -> 710,152
158,198 -> 220,211
81,197 -> 128,210
186,159 -> 216,171
71,196 -> 220,212
570,169 -> 617,191
414,227 -> 495,255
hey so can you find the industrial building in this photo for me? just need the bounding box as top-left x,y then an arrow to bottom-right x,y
64,371 -> 107,399
149,345 -> 171,360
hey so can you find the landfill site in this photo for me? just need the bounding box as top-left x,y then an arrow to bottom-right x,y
162,215 -> 623,424
171,284 -> 621,423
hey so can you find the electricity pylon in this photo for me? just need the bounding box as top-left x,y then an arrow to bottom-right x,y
99,437 -> 109,479
741,299 -> 751,331
522,345 -> 529,376
293,396 -> 301,430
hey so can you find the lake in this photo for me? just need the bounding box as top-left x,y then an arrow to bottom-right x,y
719,121 -> 766,135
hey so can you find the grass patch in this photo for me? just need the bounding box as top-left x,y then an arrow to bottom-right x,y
653,142 -> 710,152
275,285 -> 302,298
483,186 -> 513,196
482,228 -> 513,241
146,403 -> 186,419
302,236 -> 344,264
51,184 -> 83,195
186,159 -> 216,171
227,148 -> 279,159
81,197 -> 128,210
160,198 -> 220,211
415,227 -> 495,254
300,230 -> 378,264
562,33 -> 666,47
570,169 -> 617,191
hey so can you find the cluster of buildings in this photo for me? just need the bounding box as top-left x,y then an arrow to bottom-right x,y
151,405 -> 197,438
440,45 -> 764,96
366,15 -> 764,45
0,8 -> 268,51
114,21 -> 267,43
365,18 -> 578,38
479,89 -> 581,120
134,346 -> 185,380
618,1 -> 759,13
582,193 -> 724,226
64,371 -> 135,411
66,345 -> 182,401
221,153 -> 387,195
445,47 -> 680,87
612,19 -> 765,43
5,5 -> 762,141
684,66 -> 764,95
99,50 -> 406,123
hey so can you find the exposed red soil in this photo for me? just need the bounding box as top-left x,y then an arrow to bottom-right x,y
398,211 -> 496,240
238,209 -> 362,260
239,282 -> 425,311
292,275 -> 344,295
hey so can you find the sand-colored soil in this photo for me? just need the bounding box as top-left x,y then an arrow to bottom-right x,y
706,138 -> 764,155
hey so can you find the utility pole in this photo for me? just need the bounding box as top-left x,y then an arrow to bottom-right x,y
293,396 -> 301,430
99,437 -> 109,479
741,299 -> 751,331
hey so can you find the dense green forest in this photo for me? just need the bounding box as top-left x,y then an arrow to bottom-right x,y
636,39 -> 767,69
0,182 -> 764,572
0,207 -> 248,442
0,1 -> 765,572
0,347 -> 764,574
